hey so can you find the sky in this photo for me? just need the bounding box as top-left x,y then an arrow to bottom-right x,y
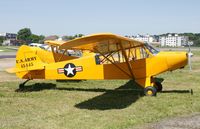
0,0 -> 200,36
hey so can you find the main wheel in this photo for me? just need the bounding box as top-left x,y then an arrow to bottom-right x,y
144,86 -> 157,96
154,82 -> 163,92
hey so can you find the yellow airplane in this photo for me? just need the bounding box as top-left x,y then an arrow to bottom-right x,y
6,33 -> 192,96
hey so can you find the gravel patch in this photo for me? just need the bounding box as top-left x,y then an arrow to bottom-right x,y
135,114 -> 200,129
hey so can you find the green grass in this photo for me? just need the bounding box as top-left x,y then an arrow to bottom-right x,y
0,46 -> 18,52
0,51 -> 200,129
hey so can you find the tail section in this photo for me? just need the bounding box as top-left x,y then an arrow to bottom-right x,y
7,45 -> 45,79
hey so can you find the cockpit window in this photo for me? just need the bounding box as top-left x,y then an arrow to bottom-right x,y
144,42 -> 160,55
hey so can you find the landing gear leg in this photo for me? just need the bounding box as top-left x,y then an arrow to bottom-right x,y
19,79 -> 30,89
154,81 -> 163,92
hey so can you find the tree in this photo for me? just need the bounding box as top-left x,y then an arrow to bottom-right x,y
38,35 -> 45,44
193,37 -> 200,46
0,36 -> 5,46
182,33 -> 200,46
62,34 -> 84,41
29,34 -> 45,43
74,34 -> 84,38
62,35 -> 75,41
17,28 -> 32,44
29,34 -> 40,43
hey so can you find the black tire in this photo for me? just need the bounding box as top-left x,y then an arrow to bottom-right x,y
144,86 -> 157,96
154,82 -> 163,92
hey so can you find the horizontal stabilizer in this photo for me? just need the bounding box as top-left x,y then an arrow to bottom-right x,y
6,66 -> 45,73
6,67 -> 16,73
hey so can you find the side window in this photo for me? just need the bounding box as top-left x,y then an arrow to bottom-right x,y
133,47 -> 149,60
140,47 -> 149,59
95,54 -> 101,64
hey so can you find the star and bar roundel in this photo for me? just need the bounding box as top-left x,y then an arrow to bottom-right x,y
57,63 -> 83,77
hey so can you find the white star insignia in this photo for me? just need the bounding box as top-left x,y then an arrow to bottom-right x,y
64,64 -> 75,76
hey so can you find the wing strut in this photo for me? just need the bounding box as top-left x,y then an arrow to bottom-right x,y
118,42 -> 135,80
101,52 -> 115,63
58,49 -> 67,61
51,45 -> 57,62
94,48 -> 132,78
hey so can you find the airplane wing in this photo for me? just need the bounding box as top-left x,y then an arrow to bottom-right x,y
58,33 -> 144,54
58,33 -> 144,80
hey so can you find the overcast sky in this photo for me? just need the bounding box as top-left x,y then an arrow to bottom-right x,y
0,0 -> 200,36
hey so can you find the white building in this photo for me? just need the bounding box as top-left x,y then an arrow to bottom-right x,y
159,34 -> 189,47
0,32 -> 18,46
133,34 -> 155,43
2,39 -> 19,46
0,32 -> 17,40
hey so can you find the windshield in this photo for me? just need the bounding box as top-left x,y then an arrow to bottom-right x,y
144,42 -> 160,55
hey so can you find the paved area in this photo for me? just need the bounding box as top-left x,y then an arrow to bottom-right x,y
0,58 -> 15,71
159,47 -> 199,51
0,52 -> 16,59
0,58 -> 19,82
0,55 -> 16,58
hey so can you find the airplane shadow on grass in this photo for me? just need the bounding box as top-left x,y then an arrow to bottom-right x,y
74,80 -> 144,110
15,83 -> 57,92
15,80 -> 192,110
15,80 -> 144,110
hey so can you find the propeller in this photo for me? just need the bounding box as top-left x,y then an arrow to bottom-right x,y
187,43 -> 193,71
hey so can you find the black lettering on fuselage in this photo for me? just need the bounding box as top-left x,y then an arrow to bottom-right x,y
16,56 -> 37,68
16,56 -> 37,64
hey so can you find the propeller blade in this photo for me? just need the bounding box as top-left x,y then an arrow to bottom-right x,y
188,53 -> 192,71
187,43 -> 193,71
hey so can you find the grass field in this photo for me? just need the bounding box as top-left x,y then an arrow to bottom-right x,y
0,51 -> 200,129
0,46 -> 18,52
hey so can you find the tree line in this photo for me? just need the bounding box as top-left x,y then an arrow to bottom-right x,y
1,28 -> 200,46
17,28 -> 45,44
0,28 -> 84,45
180,33 -> 200,46
17,28 -> 84,45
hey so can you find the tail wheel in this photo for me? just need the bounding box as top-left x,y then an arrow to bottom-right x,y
144,86 -> 157,96
154,82 -> 163,92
